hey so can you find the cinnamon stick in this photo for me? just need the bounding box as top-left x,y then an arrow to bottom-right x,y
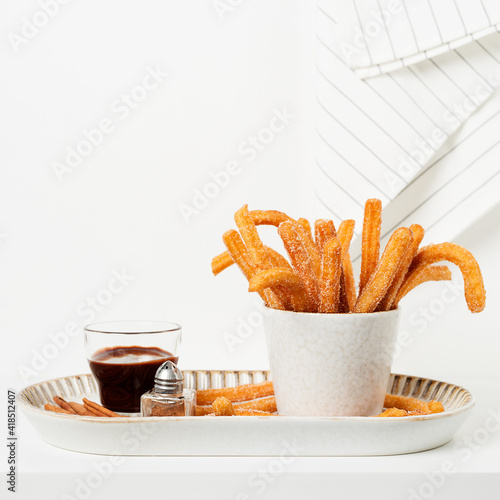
67,401 -> 96,416
44,403 -> 73,415
82,398 -> 123,418
53,396 -> 77,414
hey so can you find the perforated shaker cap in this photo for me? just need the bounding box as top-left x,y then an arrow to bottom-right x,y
154,360 -> 184,395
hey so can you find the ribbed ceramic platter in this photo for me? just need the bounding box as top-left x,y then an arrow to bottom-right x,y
19,371 -> 474,456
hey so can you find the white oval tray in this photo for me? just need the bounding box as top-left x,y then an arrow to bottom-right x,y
19,371 -> 474,456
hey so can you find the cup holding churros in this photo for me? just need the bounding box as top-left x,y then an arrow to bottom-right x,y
212,199 -> 486,417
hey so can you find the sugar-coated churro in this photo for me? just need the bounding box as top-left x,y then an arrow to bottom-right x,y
355,227 -> 412,313
378,224 -> 425,311
249,210 -> 294,227
337,219 -> 357,312
394,265 -> 452,306
234,204 -> 271,269
383,394 -> 432,415
223,229 -> 284,310
319,238 -> 342,313
212,201 -> 486,314
278,221 -> 321,310
407,242 -> 486,313
196,380 -> 274,406
212,397 -> 236,416
235,409 -> 274,416
314,219 -> 337,256
249,268 -> 313,312
376,408 -> 409,417
359,199 -> 382,295
234,396 -> 277,413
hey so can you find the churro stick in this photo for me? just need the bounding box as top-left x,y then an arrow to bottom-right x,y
67,402 -> 96,416
428,401 -> 445,414
234,396 -> 277,413
319,237 -> 342,313
44,404 -> 74,415
265,246 -> 292,270
212,397 -> 236,416
394,265 -> 452,306
223,230 -> 285,310
212,246 -> 290,276
235,409 -> 274,416
296,223 -> 322,278
314,219 -> 337,256
337,219 -> 356,312
376,408 -> 409,417
195,405 -> 215,416
278,221 -> 321,311
378,224 -> 425,311
297,218 -> 313,241
407,242 -> 486,313
384,394 -> 432,415
53,396 -> 78,414
83,398 -> 123,417
196,380 -> 274,406
249,268 -> 313,312
211,251 -> 234,276
249,210 -> 294,226
354,227 -> 413,313
234,205 -> 272,269
359,199 -> 382,295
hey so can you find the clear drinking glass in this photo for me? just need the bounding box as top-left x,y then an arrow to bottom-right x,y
84,321 -> 182,413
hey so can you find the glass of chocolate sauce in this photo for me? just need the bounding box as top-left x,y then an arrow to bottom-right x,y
84,321 -> 181,413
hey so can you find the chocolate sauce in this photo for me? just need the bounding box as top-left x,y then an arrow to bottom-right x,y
88,346 -> 178,412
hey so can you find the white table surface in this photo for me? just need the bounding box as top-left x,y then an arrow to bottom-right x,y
5,376 -> 500,500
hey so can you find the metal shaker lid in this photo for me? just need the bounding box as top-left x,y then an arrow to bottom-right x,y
154,360 -> 184,395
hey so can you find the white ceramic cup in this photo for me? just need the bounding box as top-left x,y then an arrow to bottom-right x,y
263,308 -> 400,416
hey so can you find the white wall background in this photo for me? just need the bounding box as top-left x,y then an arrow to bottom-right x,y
1,0 -> 498,389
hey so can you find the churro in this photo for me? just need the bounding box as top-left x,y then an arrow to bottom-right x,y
337,219 -> 357,311
376,408 -> 409,417
378,224 -> 425,311
223,229 -> 284,310
394,265 -> 452,305
234,396 -> 277,413
265,247 -> 292,270
249,210 -> 294,227
234,204 -> 271,269
314,219 -> 337,255
278,221 -> 321,310
355,227 -> 413,313
212,397 -> 236,416
297,218 -> 313,241
359,199 -> 382,295
249,268 -> 312,312
383,394 -> 432,415
407,242 -> 486,313
196,380 -> 274,406
319,237 -> 342,313
213,202 -> 485,314
235,409 -> 274,416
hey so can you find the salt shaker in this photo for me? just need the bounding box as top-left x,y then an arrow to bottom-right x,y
141,361 -> 195,417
